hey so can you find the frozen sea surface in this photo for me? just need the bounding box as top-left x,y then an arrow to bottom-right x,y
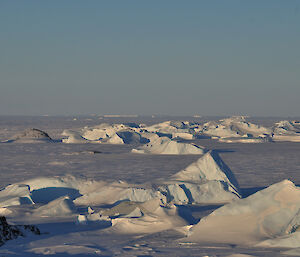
0,115 -> 299,256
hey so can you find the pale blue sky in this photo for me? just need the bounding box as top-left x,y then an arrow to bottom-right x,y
0,1 -> 299,116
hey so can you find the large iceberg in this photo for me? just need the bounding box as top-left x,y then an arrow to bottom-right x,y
159,151 -> 240,204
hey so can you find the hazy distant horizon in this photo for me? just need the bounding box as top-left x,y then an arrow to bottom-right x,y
1,114 -> 300,120
1,1 -> 299,117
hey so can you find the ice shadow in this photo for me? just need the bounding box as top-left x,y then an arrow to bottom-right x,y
213,149 -> 236,153
31,187 -> 82,204
10,252 -> 112,257
36,221 -> 112,236
240,187 -> 267,198
176,205 -> 198,225
194,134 -> 211,139
187,204 -> 224,221
3,221 -> 112,257
117,131 -> 150,144
210,150 -> 240,191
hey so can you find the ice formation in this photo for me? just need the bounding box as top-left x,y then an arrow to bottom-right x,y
61,116 -> 300,145
183,180 -> 300,246
108,198 -> 190,234
143,121 -> 196,139
3,128 -> 53,143
160,151 -> 241,204
62,130 -> 99,143
62,123 -> 149,144
272,120 -> 300,142
201,116 -> 272,140
0,150 -> 241,233
74,181 -> 164,206
61,120 -> 201,145
0,184 -> 33,207
132,136 -> 206,155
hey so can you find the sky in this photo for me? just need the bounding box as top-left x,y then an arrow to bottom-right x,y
0,1 -> 299,117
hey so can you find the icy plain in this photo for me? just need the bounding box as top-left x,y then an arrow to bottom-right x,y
0,115 -> 300,256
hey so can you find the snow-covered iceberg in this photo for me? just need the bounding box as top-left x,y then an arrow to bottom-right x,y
159,151 -> 240,204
